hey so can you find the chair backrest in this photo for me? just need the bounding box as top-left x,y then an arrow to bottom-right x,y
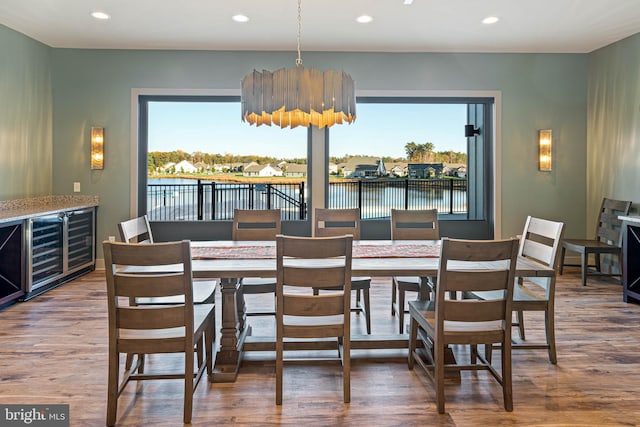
518,216 -> 564,296
276,234 -> 353,337
232,209 -> 281,241
435,238 -> 519,342
391,209 -> 439,240
103,240 -> 195,351
314,208 -> 361,239
595,198 -> 632,245
118,215 -> 154,244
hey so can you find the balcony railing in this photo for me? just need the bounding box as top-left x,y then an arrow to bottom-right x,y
146,179 -> 467,221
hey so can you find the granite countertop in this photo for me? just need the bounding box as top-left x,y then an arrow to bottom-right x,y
619,215 -> 640,224
0,195 -> 99,224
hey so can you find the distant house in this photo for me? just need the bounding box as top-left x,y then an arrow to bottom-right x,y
243,163 -> 283,177
408,162 -> 446,178
342,156 -> 386,178
328,163 -> 339,175
174,160 -> 198,173
193,161 -> 211,173
385,162 -> 408,177
283,163 -> 307,177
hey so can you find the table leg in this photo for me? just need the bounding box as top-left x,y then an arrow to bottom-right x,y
211,277 -> 247,382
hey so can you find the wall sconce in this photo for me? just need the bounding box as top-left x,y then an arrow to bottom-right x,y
90,127 -> 104,170
538,129 -> 552,172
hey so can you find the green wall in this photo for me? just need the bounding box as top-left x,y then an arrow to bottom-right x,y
2,22 -> 602,259
0,25 -> 52,199
587,33 -> 640,234
49,49 -> 588,251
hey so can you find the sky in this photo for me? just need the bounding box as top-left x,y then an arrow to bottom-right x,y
148,101 -> 468,159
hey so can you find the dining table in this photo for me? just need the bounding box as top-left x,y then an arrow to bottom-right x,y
186,239 -> 555,383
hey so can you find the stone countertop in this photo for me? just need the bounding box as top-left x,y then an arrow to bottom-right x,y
0,195 -> 99,224
619,215 -> 640,225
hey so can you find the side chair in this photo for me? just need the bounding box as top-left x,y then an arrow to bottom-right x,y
390,208 -> 439,333
276,234 -> 352,404
103,240 -> 215,425
467,216 -> 564,364
408,237 -> 519,413
313,208 -> 371,334
560,197 -> 631,286
118,215 -> 217,305
232,208 -> 281,317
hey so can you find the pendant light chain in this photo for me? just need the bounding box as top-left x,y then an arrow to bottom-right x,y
296,0 -> 302,66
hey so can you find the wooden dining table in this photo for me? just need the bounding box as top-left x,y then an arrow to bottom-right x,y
186,240 -> 555,383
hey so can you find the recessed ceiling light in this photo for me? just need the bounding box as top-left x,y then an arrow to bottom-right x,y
91,11 -> 110,20
356,15 -> 373,24
482,16 -> 499,24
232,14 -> 250,23
403,0 -> 414,4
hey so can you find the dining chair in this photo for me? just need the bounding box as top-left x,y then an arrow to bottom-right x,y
232,208 -> 281,317
560,197 -> 631,286
276,234 -> 352,404
118,215 -> 217,305
408,237 -> 519,413
390,208 -> 439,333
103,240 -> 215,425
313,208 -> 371,334
467,216 -> 565,364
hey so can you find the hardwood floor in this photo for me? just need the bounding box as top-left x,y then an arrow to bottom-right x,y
1,270 -> 639,426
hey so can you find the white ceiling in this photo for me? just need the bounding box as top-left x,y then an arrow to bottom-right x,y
1,0 -> 639,53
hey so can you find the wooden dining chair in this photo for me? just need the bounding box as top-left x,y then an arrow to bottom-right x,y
467,216 -> 565,363
118,215 -> 217,305
276,234 -> 352,404
313,208 -> 371,334
103,240 -> 215,425
408,237 -> 519,413
232,209 -> 281,317
560,197 -> 631,286
390,208 -> 439,333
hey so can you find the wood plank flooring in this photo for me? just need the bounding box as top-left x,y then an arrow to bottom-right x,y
1,270 -> 639,426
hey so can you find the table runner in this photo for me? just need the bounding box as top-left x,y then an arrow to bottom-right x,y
192,243 -> 440,260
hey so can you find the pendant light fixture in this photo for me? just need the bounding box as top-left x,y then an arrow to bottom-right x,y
241,0 -> 356,129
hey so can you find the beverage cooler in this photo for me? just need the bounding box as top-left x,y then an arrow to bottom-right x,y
24,207 -> 96,299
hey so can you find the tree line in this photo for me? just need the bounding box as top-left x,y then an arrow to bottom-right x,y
148,142 -> 466,170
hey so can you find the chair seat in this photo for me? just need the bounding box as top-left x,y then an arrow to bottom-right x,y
471,283 -> 548,307
394,276 -> 421,291
315,277 -> 371,291
562,239 -> 620,253
135,280 -> 217,305
241,277 -> 277,294
120,304 -> 215,345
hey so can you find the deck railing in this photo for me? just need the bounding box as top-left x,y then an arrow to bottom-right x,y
146,179 -> 467,221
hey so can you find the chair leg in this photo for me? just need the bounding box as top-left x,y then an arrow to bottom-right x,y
581,251 -> 589,286
363,288 -> 371,335
516,310 -> 525,340
184,344 -> 194,424
343,333 -> 351,403
545,307 -> 557,364
106,349 -> 120,426
408,316 -> 417,370
502,342 -> 513,412
559,246 -> 566,275
391,281 -> 397,316
435,341 -> 446,414
276,335 -> 283,405
398,288 -> 406,334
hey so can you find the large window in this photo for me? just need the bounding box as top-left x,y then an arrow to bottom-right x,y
137,94 -> 494,238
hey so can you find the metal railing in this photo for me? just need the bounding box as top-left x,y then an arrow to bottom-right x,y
146,179 -> 466,221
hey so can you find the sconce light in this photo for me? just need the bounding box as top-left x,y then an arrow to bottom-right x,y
90,127 -> 104,170
538,129 -> 552,172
